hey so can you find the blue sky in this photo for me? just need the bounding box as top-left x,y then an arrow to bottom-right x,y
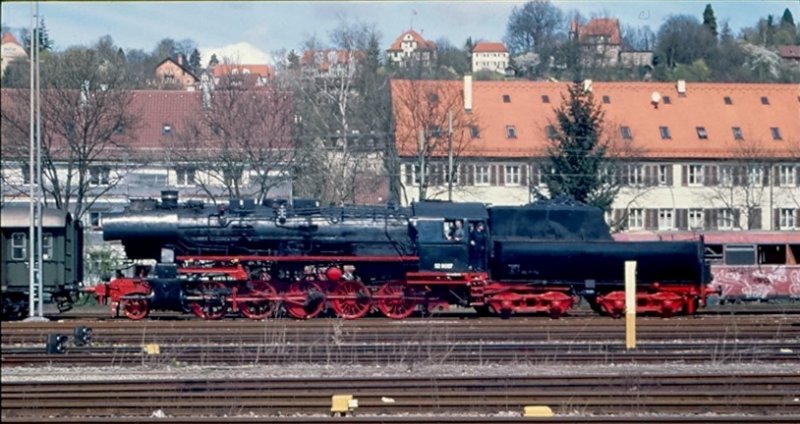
2,1 -> 797,63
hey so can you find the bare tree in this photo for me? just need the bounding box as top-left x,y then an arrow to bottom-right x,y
391,79 -> 476,203
1,46 -> 140,219
281,18 -> 389,205
169,81 -> 294,205
703,139 -> 771,229
504,0 -> 566,55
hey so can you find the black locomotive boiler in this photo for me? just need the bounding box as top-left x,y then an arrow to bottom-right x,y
89,191 -> 712,320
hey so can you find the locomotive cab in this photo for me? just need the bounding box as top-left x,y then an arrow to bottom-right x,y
412,202 -> 488,273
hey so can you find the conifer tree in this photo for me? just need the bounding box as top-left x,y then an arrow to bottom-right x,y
702,4 -> 718,38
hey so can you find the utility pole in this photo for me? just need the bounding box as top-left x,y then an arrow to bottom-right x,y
418,128 -> 426,201
447,111 -> 453,201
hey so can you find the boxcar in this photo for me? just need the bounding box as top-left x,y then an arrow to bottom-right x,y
1,205 -> 83,319
614,231 -> 800,301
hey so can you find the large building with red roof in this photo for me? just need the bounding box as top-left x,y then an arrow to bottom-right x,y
1,32 -> 28,75
387,29 -> 437,68
471,41 -> 509,75
391,77 -> 800,231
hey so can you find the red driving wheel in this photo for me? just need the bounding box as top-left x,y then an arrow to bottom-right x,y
376,281 -> 417,319
330,280 -> 372,320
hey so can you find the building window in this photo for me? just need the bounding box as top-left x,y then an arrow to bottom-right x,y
662,95 -> 672,104
732,127 -> 743,140
696,126 -> 708,139
780,209 -> 797,229
89,167 -> 110,186
541,95 -> 550,103
114,124 -> 125,134
688,209 -> 704,229
502,94 -> 511,103
658,209 -> 674,230
688,165 -> 704,186
162,123 -> 172,135
620,126 -> 632,140
770,127 -> 782,140
748,168 -> 764,186
718,209 -> 734,230
505,165 -> 520,185
427,93 -> 439,103
11,233 -> 26,260
723,96 -> 732,105
659,126 -> 671,140
602,95 -> 610,104
42,233 -> 53,261
656,165 -> 669,186
475,165 -> 489,185
760,96 -> 769,105
506,125 -> 517,139
470,125 -> 480,139
444,165 -> 459,184
627,164 -> 643,186
779,165 -> 796,186
628,208 -> 644,230
176,167 -> 196,186
546,125 -> 557,139
719,166 -> 733,186
90,212 -> 102,229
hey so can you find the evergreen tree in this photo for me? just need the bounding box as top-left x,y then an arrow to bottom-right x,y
189,48 -> 202,74
540,81 -> 618,210
22,17 -> 53,53
286,49 -> 300,70
702,4 -> 718,38
781,8 -> 795,28
208,53 -> 219,68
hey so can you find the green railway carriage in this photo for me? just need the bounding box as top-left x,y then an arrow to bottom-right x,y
1,205 -> 83,319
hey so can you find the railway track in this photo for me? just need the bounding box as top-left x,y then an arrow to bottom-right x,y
3,373 -> 799,421
2,315 -> 798,366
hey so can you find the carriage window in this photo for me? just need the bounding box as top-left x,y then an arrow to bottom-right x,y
704,244 -> 723,264
43,233 -> 53,261
758,244 -> 786,265
11,233 -> 27,260
724,244 -> 756,265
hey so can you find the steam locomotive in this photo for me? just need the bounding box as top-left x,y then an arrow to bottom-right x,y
88,191 -> 712,320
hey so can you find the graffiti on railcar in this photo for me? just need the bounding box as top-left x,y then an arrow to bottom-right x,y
711,265 -> 800,299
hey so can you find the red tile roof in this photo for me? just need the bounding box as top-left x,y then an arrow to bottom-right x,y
212,64 -> 274,78
1,89 -> 291,160
1,32 -> 22,46
778,45 -> 800,60
472,42 -> 508,53
577,18 -> 622,45
390,80 -> 799,160
388,29 -> 437,51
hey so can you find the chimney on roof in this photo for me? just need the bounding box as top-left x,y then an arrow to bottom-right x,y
583,79 -> 593,92
676,80 -> 686,95
463,74 -> 473,111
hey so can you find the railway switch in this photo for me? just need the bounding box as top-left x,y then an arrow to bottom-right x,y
73,326 -> 93,346
46,334 -> 68,354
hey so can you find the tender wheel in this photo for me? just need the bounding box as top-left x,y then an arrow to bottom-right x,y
122,298 -> 149,320
191,281 -> 229,320
330,280 -> 372,320
240,281 -> 279,320
376,281 -> 417,319
284,281 -> 325,319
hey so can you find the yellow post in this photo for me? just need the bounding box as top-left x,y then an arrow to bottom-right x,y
625,261 -> 637,350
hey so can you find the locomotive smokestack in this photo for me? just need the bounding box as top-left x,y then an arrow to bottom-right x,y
161,190 -> 178,208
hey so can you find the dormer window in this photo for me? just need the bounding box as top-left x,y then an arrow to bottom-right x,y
732,127 -> 743,140
162,124 -> 172,135
546,125 -> 558,139
620,126 -> 632,140
723,96 -> 732,105
602,95 -> 610,104
541,95 -> 550,103
502,94 -> 511,103
662,96 -> 672,104
506,125 -> 517,139
470,125 -> 480,139
696,127 -> 708,139
659,126 -> 671,140
760,96 -> 770,105
771,127 -> 782,140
